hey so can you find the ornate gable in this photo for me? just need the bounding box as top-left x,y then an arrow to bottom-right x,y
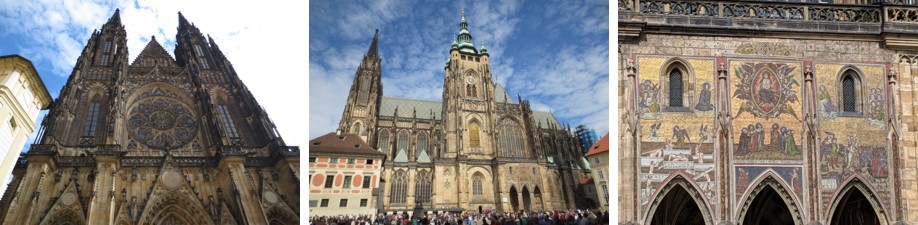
38,180 -> 87,225
131,37 -> 177,68
136,156 -> 213,225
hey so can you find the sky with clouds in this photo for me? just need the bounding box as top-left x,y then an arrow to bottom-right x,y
309,0 -> 610,139
0,0 -> 308,151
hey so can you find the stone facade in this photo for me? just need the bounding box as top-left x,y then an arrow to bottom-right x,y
0,55 -> 53,198
0,10 -> 300,225
619,1 -> 918,224
335,13 -> 593,214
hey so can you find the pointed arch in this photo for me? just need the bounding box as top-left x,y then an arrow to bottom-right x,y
826,177 -> 889,225
389,170 -> 408,205
265,204 -> 300,225
397,130 -> 410,157
358,75 -> 371,105
472,172 -> 484,196
644,174 -> 713,225
416,131 -> 428,159
468,120 -> 481,147
735,172 -> 803,225
837,66 -> 866,115
377,129 -> 390,155
351,121 -> 364,136
139,192 -> 214,225
415,170 -> 432,204
497,117 -> 525,158
659,57 -> 695,111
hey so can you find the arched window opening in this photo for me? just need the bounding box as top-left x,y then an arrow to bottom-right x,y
472,172 -> 484,196
415,171 -> 432,204
669,69 -> 683,107
390,171 -> 408,204
469,122 -> 481,147
377,130 -> 389,154
842,74 -> 857,113
83,102 -> 101,136
498,119 -> 525,158
398,130 -> 409,157
417,133 -> 428,159
352,123 -> 363,136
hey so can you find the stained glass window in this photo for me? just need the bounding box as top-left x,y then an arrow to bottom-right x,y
498,119 -> 525,157
669,69 -> 683,107
472,173 -> 483,195
469,122 -> 480,147
217,105 -> 239,138
390,171 -> 407,204
415,171 -> 431,203
84,102 -> 100,136
377,130 -> 389,154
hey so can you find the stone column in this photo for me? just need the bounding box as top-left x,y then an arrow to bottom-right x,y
86,151 -> 119,225
218,154 -> 267,224
3,151 -> 54,225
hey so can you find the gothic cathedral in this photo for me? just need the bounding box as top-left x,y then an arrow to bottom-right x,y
0,10 -> 300,224
337,12 -> 592,212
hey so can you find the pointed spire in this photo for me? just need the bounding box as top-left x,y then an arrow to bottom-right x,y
455,5 -> 477,54
107,8 -> 122,26
178,11 -> 190,27
366,29 -> 380,58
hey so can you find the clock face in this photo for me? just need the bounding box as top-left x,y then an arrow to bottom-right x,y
466,75 -> 476,84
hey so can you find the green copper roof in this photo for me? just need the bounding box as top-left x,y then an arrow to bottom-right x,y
495,83 -> 513,103
533,111 -> 562,129
379,97 -> 442,119
454,7 -> 478,54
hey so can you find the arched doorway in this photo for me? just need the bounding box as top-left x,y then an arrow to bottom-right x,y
522,186 -> 531,211
649,185 -> 704,225
829,187 -> 881,225
533,186 -> 544,211
509,186 -> 519,212
742,186 -> 794,225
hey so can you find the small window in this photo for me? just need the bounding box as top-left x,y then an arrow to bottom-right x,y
320,199 -> 329,207
309,157 -> 316,163
669,69 -> 683,107
309,200 -> 318,207
593,157 -> 601,164
9,119 -> 16,131
100,54 -> 110,66
362,176 -> 371,188
324,175 -> 334,188
343,176 -> 352,188
339,199 -> 348,207
598,170 -> 604,179
103,40 -> 112,53
366,159 -> 374,165
347,158 -> 355,164
842,75 -> 857,113
360,199 -> 368,207
330,158 -> 338,164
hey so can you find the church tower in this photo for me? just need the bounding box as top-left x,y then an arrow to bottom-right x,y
442,9 -> 498,159
338,30 -> 384,143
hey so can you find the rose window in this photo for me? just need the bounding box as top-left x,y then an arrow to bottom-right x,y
128,98 -> 197,149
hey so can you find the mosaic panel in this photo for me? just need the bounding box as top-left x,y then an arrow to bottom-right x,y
734,166 -> 804,206
636,56 -> 717,209
729,60 -> 804,162
814,63 -> 890,210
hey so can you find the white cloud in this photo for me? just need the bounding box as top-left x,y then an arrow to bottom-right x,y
1,0 -> 309,147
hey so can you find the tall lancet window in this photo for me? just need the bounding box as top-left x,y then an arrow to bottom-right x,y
195,44 -> 210,69
669,69 -> 683,107
498,119 -> 525,157
417,132 -> 428,159
83,102 -> 101,136
415,171 -> 431,204
469,122 -> 481,147
842,74 -> 857,113
377,130 -> 389,154
398,130 -> 409,156
217,105 -> 240,139
390,170 -> 407,204
472,172 -> 483,196
358,76 -> 370,105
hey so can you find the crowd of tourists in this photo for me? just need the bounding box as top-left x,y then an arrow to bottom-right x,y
309,209 -> 610,225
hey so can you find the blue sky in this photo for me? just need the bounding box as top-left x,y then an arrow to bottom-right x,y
0,0 -> 308,151
309,0 -> 610,139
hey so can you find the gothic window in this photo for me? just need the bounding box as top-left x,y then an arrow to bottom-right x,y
217,105 -> 240,139
498,119 -> 525,157
415,171 -> 431,204
472,172 -> 483,196
469,122 -> 481,147
100,54 -> 110,66
194,45 -> 210,69
842,73 -> 858,113
358,76 -> 370,105
417,132 -> 428,158
669,69 -> 683,107
103,40 -> 112,53
352,123 -> 363,136
83,102 -> 100,136
397,130 -> 409,156
377,130 -> 390,155
389,170 -> 407,204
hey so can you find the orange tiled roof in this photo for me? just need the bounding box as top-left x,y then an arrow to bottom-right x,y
309,132 -> 386,156
585,134 -> 609,157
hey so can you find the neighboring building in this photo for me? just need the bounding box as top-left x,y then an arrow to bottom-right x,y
0,10 -> 299,224
336,10 -> 590,213
585,134 -> 608,211
620,1 -> 918,224
0,55 -> 52,197
308,132 -> 387,217
575,125 -> 599,155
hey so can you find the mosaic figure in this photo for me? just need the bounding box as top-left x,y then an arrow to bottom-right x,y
733,62 -> 800,120
868,87 -> 885,127
695,82 -> 714,111
818,85 -> 839,119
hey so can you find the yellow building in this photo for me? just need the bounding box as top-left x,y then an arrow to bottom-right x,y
585,134 -> 609,211
309,132 -> 387,217
0,55 -> 52,196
